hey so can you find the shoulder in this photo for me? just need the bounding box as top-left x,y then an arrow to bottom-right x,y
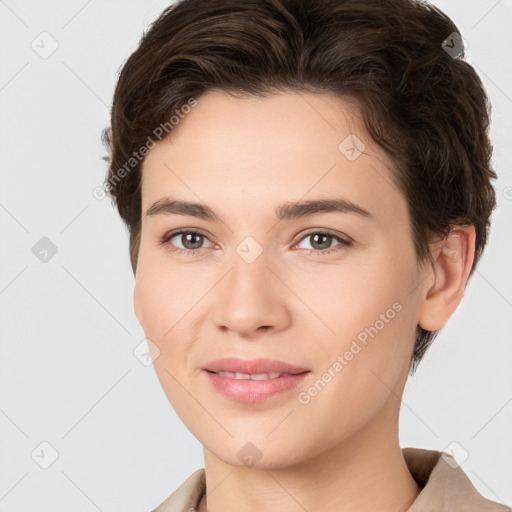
150,468 -> 205,512
402,447 -> 511,512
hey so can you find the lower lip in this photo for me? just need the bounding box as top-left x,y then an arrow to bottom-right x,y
204,371 -> 310,403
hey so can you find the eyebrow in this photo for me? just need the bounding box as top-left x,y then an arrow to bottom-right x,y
145,196 -> 372,223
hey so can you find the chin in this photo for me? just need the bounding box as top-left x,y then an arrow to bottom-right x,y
200,429 -> 320,470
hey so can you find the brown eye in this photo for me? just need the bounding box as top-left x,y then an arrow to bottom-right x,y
175,232 -> 205,250
295,230 -> 352,255
161,230 -> 214,254
309,233 -> 334,250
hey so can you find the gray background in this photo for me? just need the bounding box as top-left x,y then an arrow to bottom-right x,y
0,0 -> 511,510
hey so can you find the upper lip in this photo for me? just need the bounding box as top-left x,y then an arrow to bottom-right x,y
203,357 -> 310,375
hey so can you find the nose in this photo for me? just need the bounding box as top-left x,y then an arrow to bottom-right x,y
211,249 -> 291,338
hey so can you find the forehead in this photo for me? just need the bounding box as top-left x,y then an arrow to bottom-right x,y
140,90 -> 405,226
144,89 -> 365,167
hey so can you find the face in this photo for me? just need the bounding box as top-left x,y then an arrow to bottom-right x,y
134,90 -> 427,468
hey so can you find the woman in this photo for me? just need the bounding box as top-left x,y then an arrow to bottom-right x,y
101,0 -> 509,510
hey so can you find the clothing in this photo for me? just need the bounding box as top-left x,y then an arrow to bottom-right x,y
151,447 -> 511,511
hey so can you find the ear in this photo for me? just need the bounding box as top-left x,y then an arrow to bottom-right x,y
417,225 -> 476,332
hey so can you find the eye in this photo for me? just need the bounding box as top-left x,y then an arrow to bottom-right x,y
294,230 -> 352,256
160,229 -> 215,255
159,228 -> 352,257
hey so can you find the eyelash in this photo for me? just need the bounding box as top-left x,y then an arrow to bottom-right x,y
158,229 -> 353,257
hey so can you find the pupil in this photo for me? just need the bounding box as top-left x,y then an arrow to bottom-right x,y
313,233 -> 331,250
184,233 -> 202,249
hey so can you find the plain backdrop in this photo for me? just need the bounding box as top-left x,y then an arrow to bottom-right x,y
0,0 -> 511,510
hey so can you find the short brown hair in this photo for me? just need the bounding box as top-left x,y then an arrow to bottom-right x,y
101,0 -> 497,373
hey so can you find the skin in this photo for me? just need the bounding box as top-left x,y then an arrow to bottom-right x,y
133,90 -> 475,512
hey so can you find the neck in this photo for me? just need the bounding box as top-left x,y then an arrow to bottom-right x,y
198,405 -> 421,512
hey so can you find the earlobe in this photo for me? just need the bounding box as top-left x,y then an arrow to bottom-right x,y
417,226 -> 476,332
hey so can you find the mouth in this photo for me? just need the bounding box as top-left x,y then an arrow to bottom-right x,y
202,357 -> 309,375
202,358 -> 311,403
206,370 -> 302,380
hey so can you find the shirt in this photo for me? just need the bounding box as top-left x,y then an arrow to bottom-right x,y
151,447 -> 511,511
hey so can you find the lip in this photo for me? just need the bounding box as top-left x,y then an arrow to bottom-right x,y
202,357 -> 309,375
202,358 -> 310,403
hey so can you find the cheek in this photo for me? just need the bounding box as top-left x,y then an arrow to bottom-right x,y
135,253 -> 204,335
294,258 -> 404,337
134,258 -> 214,388
134,269 -> 201,417
304,250 -> 416,383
